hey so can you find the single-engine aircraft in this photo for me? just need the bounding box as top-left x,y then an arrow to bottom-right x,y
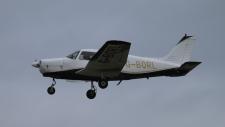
32,34 -> 201,99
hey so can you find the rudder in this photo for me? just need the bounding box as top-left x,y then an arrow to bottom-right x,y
163,34 -> 195,65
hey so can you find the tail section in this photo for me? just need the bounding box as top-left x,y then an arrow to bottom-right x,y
163,34 -> 195,65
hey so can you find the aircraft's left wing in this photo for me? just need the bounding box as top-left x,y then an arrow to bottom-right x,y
77,40 -> 131,78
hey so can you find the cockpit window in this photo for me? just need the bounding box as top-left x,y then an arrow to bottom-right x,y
79,51 -> 96,60
67,51 -> 80,59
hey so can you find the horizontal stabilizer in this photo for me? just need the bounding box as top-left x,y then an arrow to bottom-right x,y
166,61 -> 201,77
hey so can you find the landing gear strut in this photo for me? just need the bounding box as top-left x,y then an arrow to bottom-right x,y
47,78 -> 56,95
86,81 -> 97,99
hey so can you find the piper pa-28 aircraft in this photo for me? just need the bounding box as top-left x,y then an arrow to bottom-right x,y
32,34 -> 201,99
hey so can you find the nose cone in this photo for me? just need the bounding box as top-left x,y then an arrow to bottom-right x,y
32,60 -> 40,68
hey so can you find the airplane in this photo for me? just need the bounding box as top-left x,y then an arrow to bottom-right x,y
32,34 -> 201,99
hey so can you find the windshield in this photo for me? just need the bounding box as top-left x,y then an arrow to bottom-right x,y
79,51 -> 96,60
67,51 -> 80,59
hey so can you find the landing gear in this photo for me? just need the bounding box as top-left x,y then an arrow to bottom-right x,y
98,80 -> 108,89
47,86 -> 55,95
86,81 -> 97,99
47,78 -> 56,95
86,89 -> 96,99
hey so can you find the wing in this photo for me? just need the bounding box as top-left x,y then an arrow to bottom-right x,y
77,40 -> 131,79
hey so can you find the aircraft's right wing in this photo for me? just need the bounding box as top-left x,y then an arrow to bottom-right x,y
77,40 -> 131,78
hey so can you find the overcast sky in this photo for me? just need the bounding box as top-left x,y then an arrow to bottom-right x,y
0,0 -> 225,127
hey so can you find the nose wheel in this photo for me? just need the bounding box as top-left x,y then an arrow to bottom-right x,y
47,86 -> 55,95
86,81 -> 97,99
47,78 -> 56,95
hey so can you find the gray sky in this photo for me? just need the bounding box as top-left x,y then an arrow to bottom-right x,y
0,0 -> 225,127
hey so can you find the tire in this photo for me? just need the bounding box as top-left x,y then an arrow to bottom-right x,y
98,80 -> 108,89
47,86 -> 55,95
86,89 -> 96,99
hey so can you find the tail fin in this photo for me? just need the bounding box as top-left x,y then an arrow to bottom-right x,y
163,34 -> 195,65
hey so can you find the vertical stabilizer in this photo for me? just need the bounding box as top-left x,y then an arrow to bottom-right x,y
163,34 -> 195,65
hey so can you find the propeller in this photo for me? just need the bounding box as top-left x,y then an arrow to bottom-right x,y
32,60 -> 41,68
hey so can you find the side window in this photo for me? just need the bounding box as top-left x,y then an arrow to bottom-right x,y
79,51 -> 95,60
67,51 -> 80,60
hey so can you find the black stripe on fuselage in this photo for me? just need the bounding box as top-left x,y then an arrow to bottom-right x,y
42,62 -> 201,81
42,69 -> 100,81
42,68 -> 183,81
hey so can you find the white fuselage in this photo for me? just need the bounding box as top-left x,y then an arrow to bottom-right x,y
35,49 -> 180,76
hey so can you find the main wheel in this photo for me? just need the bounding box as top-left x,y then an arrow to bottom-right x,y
86,89 -> 96,99
47,86 -> 55,95
98,80 -> 108,89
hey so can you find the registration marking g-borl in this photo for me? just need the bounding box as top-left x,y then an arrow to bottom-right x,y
126,61 -> 157,70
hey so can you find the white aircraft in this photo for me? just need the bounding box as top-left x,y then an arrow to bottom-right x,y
32,34 -> 201,99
